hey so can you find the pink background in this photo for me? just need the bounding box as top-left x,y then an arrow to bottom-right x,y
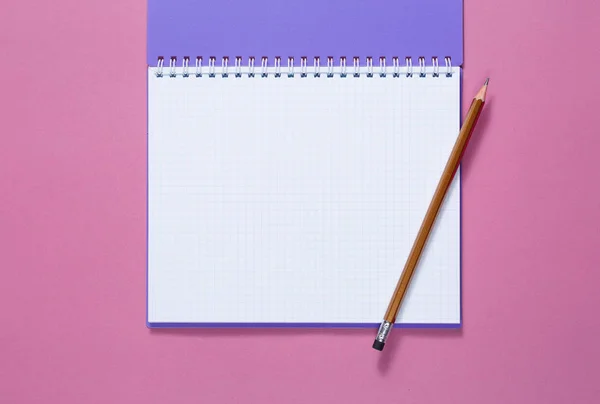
1,0 -> 599,402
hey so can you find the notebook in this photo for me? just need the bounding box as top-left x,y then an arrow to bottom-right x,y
146,0 -> 464,327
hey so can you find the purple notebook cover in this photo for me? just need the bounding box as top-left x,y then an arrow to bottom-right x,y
147,0 -> 463,66
146,0 -> 463,328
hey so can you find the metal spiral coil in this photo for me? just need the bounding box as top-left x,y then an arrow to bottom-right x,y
155,56 -> 453,78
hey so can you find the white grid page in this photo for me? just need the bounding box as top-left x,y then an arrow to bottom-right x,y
147,68 -> 461,325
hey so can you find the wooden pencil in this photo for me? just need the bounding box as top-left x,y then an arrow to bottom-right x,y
372,78 -> 490,351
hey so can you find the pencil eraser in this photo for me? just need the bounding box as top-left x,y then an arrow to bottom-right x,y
372,340 -> 385,351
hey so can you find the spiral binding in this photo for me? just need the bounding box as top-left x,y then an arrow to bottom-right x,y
154,56 -> 453,78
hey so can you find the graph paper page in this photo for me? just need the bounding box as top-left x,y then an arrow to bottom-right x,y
147,67 -> 461,325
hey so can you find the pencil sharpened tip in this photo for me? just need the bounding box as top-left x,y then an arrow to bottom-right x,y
475,79 -> 489,101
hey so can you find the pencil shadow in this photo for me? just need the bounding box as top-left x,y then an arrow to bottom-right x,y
461,96 -> 493,177
376,328 -> 463,375
147,98 -> 478,360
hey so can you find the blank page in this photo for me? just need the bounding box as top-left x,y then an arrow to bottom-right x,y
147,67 -> 461,326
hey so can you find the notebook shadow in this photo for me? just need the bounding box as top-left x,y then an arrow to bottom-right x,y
149,326 -> 463,375
376,327 -> 463,375
148,326 -> 365,338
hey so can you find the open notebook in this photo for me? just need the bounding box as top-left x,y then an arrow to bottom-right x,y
147,0 -> 463,327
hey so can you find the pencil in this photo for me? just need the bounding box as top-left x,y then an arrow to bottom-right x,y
372,78 -> 490,351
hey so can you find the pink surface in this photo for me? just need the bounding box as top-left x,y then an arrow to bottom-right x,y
1,0 -> 600,402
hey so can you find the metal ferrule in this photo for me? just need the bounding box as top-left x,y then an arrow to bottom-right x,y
375,321 -> 393,344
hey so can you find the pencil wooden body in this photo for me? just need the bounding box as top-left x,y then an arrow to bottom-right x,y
372,80 -> 488,351
383,96 -> 484,322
